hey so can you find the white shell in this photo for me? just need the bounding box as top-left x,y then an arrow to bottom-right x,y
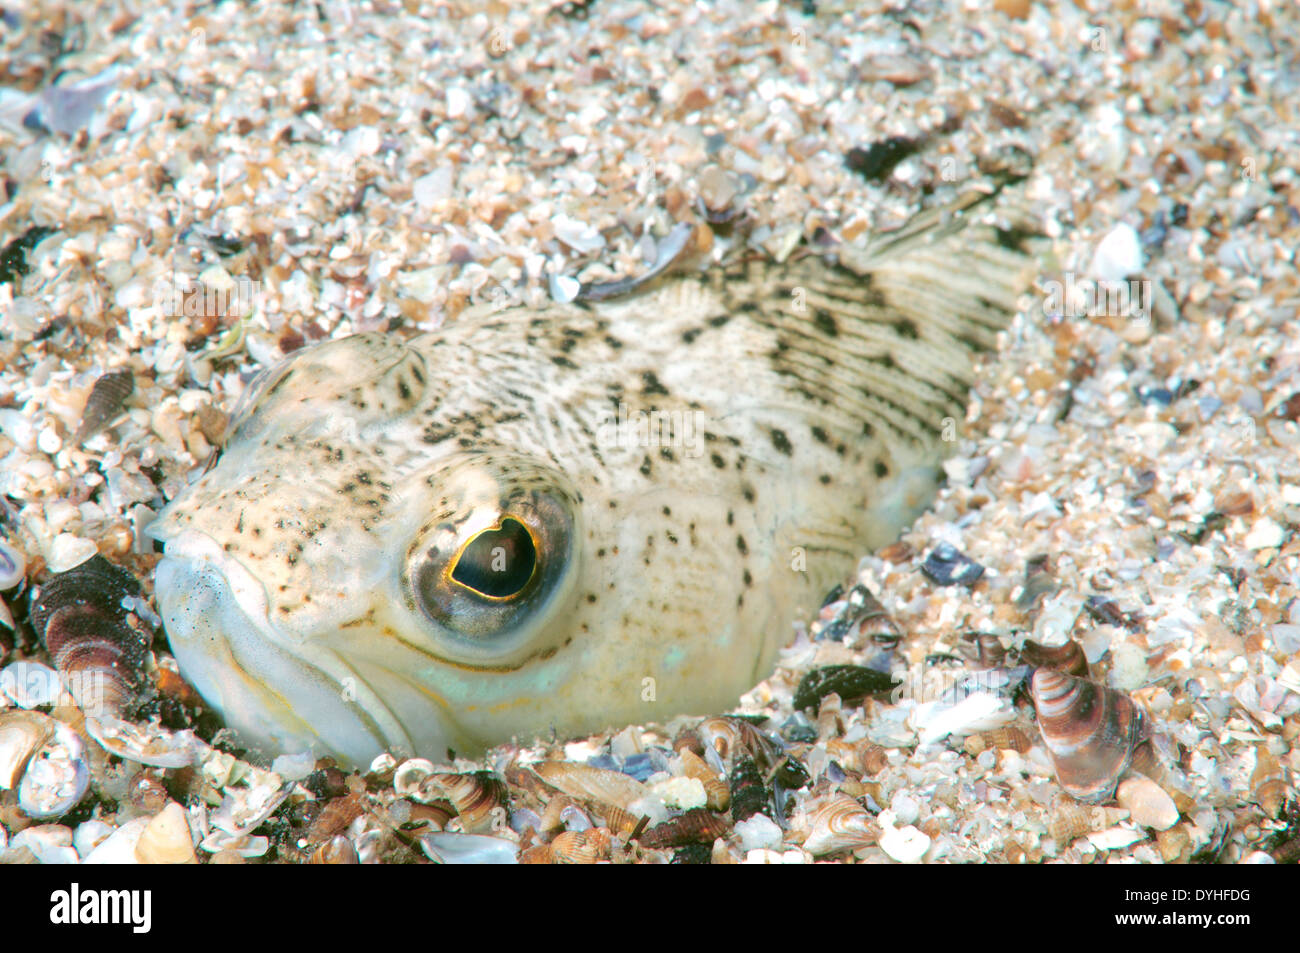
1087,826 -> 1146,851
82,817 -> 150,864
910,691 -> 1013,746
393,758 -> 437,800
1090,223 -> 1143,282
73,819 -> 116,858
85,714 -> 203,769
199,830 -> 269,857
18,721 -> 90,818
879,821 -> 930,864
12,824 -> 78,864
419,832 -> 518,864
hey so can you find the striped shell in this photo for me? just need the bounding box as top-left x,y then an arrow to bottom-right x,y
1031,669 -> 1146,804
802,795 -> 879,856
697,716 -> 781,774
530,761 -> 646,812
417,771 -> 508,833
550,827 -> 612,864
639,807 -> 730,849
308,835 -> 359,864
75,368 -> 135,442
678,748 -> 730,811
1047,800 -> 1096,845
1020,639 -> 1089,678
28,555 -> 152,716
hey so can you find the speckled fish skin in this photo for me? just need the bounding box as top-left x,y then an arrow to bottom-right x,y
148,191 -> 1036,767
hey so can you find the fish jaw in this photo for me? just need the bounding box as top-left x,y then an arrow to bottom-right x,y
151,529 -> 458,766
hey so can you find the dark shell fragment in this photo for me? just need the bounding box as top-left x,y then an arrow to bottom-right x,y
639,807 -> 730,848
793,665 -> 898,712
921,542 -> 985,587
728,755 -> 768,822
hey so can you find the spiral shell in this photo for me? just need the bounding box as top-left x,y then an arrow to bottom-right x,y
308,834 -> 359,864
697,716 -> 782,774
960,632 -> 1006,669
678,748 -> 730,812
415,771 -> 508,833
1047,800 -> 1097,845
75,368 -> 134,442
728,755 -> 768,822
802,795 -> 879,856
29,555 -> 152,716
639,807 -> 730,849
1031,669 -> 1146,804
1020,639 -> 1089,678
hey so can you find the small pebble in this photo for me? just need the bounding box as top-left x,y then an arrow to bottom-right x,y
650,776 -> 707,811
879,822 -> 930,864
735,813 -> 783,852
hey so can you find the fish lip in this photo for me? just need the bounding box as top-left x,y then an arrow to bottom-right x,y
150,529 -> 431,767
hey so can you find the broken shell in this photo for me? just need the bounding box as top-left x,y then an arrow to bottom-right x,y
1020,638 -> 1089,678
18,719 -> 90,818
135,802 -> 197,864
419,832 -> 518,864
921,542 -> 985,587
0,709 -> 55,789
639,807 -> 730,849
13,824 -> 79,864
972,726 -> 1032,754
530,761 -> 645,813
960,632 -> 1006,668
75,368 -> 134,442
1116,777 -> 1179,831
417,771 -> 508,833
309,834 -> 359,864
84,714 -> 201,768
698,716 -> 782,775
550,827 -> 611,864
518,844 -> 555,864
1031,669 -> 1146,804
392,757 -> 436,799
82,817 -> 149,864
678,748 -> 730,812
802,795 -> 879,856
28,554 -> 153,716
879,821 -> 930,863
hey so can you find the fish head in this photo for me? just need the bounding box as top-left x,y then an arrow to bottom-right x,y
148,335 -> 609,766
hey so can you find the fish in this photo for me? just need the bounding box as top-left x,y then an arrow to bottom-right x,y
147,184 -> 1039,767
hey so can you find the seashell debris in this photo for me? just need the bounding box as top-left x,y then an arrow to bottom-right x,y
1031,670 -> 1147,804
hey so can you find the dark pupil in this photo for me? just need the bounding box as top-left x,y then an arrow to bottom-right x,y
451,518 -> 537,598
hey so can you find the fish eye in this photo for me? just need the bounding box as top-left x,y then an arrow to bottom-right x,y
404,486 -> 578,659
449,518 -> 538,599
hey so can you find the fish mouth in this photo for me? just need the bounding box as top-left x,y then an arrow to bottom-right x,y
151,529 -> 449,767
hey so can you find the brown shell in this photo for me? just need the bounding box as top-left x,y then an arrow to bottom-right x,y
856,742 -> 889,777
801,795 -> 879,856
1048,800 -> 1095,845
639,807 -> 730,849
75,368 -> 134,442
28,555 -> 152,716
308,835 -> 359,864
961,632 -> 1006,669
418,771 -> 508,833
530,761 -> 646,812
1031,669 -> 1146,804
518,844 -> 555,864
1020,639 -> 1089,678
1251,747 -> 1290,819
550,827 -> 612,864
977,726 -> 1032,754
678,748 -> 730,811
697,716 -> 781,773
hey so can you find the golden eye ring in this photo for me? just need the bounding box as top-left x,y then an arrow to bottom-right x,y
445,517 -> 540,602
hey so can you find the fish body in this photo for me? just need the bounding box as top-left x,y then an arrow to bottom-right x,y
149,192 -> 1035,766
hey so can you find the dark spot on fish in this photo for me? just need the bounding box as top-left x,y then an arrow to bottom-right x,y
769,428 -> 792,456
810,425 -> 829,444
640,456 -> 652,476
813,310 -> 838,337
641,371 -> 669,396
711,453 -> 726,469
736,535 -> 747,555
894,319 -> 918,339
874,460 -> 889,478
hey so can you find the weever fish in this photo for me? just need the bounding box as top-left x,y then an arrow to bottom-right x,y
147,185 -> 1039,767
